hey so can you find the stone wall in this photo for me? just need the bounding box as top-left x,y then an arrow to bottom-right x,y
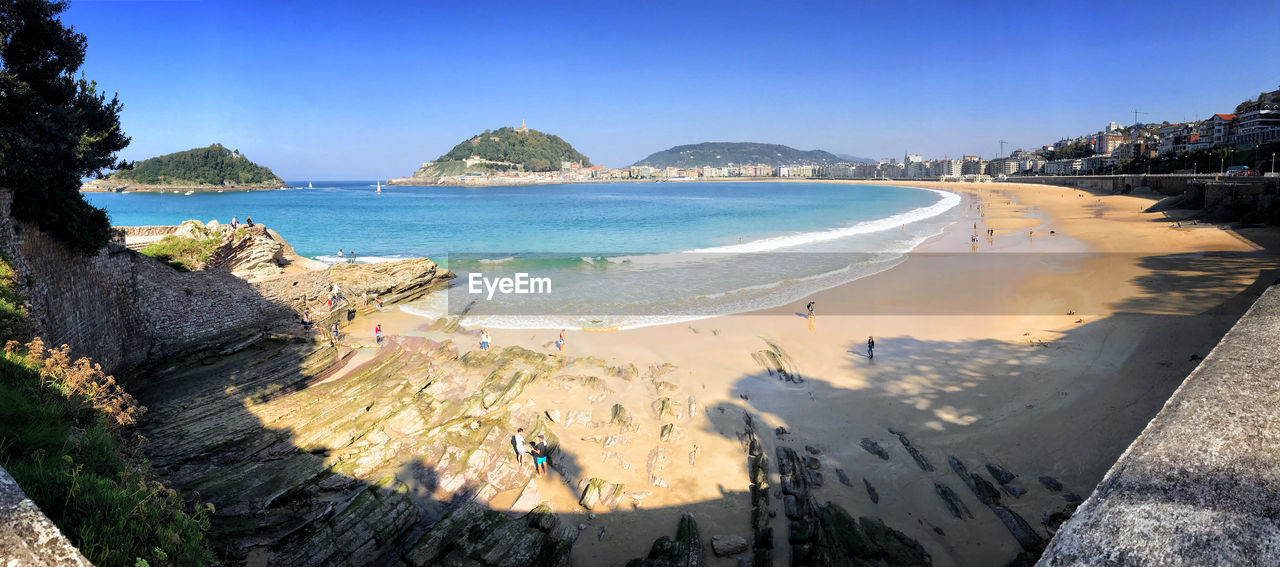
0,466 -> 91,567
1038,283 -> 1280,565
0,190 -> 294,374
118,225 -> 179,237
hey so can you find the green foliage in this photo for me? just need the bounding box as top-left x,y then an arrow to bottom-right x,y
433,127 -> 591,173
139,234 -> 225,271
633,142 -> 843,168
1041,141 -> 1095,161
0,0 -> 129,254
0,255 -> 28,341
0,354 -> 215,567
109,144 -> 281,186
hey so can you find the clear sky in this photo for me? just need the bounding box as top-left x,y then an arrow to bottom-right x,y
63,0 -> 1280,178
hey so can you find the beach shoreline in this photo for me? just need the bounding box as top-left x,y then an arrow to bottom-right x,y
337,180 -> 1277,566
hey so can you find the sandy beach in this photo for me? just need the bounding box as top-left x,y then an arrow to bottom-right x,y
337,180 -> 1279,566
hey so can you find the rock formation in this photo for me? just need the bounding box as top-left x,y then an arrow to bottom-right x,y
132,335 -> 590,566
624,512 -> 705,567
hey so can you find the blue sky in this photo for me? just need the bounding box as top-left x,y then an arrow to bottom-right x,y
64,0 -> 1280,178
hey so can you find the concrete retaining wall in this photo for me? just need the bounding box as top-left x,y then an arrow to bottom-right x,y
1039,283 -> 1280,565
1007,175 -> 1280,211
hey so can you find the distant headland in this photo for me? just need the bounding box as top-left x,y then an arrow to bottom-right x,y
632,142 -> 848,169
81,144 -> 286,193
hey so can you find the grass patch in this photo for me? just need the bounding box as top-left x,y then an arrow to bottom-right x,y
0,343 -> 215,567
139,235 -> 224,271
0,254 -> 29,340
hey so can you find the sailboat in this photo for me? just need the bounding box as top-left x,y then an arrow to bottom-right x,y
375,181 -> 382,194
308,181 -> 313,189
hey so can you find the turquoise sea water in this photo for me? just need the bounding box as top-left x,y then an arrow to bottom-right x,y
85,181 -> 960,329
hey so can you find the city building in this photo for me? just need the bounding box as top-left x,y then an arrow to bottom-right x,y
1092,133 -> 1124,156
1232,91 -> 1280,146
1157,123 -> 1196,156
961,159 -> 985,176
1113,140 -> 1156,160
905,160 -> 930,178
1044,159 -> 1082,175
984,157 -> 1017,176
1081,155 -> 1118,172
1190,114 -> 1236,150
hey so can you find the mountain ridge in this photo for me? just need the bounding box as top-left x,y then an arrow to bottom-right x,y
632,142 -> 846,168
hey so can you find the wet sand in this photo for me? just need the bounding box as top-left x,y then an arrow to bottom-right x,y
342,181 -> 1279,566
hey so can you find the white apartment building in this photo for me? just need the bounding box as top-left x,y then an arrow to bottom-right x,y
1044,159 -> 1082,175
1232,95 -> 1280,146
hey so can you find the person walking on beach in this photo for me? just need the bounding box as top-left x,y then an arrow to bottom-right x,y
531,435 -> 549,476
512,428 -> 527,465
806,301 -> 816,318
867,336 -> 875,359
375,324 -> 382,345
554,329 -> 566,354
480,329 -> 491,351
349,251 -> 356,264
337,249 -> 344,262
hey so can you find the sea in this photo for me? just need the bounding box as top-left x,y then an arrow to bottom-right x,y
84,181 -> 961,330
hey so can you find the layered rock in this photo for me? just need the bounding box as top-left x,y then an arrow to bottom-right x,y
205,227 -> 289,279
132,334 -> 609,566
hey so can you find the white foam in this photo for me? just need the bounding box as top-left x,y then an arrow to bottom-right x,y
312,254 -> 411,265
684,188 -> 959,254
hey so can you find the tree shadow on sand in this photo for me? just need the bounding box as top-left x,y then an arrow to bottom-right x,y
116,239 -> 1280,567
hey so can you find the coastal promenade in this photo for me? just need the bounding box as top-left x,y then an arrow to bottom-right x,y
1040,281 -> 1280,565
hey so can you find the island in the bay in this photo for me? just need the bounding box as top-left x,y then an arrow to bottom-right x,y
389,122 -> 592,186
81,143 -> 285,192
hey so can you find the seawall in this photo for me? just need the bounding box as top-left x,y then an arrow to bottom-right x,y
1006,175 -> 1280,213
1039,282 -> 1280,565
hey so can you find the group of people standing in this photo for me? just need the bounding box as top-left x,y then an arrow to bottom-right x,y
336,249 -> 357,264
512,428 -> 549,476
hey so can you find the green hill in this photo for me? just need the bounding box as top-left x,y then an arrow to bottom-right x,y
633,142 -> 845,168
108,144 -> 283,186
410,126 -> 591,178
